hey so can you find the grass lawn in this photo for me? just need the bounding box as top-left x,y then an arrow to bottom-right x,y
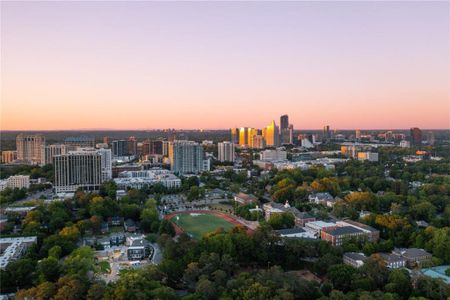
171,213 -> 235,239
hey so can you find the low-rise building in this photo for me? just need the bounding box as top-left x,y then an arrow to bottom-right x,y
263,202 -> 315,227
276,228 -> 317,239
4,206 -> 36,217
343,252 -> 367,268
304,221 -> 336,236
321,226 -> 365,246
114,169 -> 181,190
392,248 -> 432,267
126,236 -> 152,260
124,219 -> 137,232
336,220 -> 380,243
308,192 -> 335,207
0,236 -> 37,269
357,152 -> 379,162
234,192 -> 258,206
378,253 -> 406,269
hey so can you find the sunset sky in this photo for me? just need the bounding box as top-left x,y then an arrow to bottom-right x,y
1,1 -> 449,130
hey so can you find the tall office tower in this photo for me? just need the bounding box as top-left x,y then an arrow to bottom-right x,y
384,131 -> 393,142
280,115 -> 289,131
247,128 -> 258,147
150,140 -> 163,155
230,128 -> 239,144
16,134 -> 46,165
96,148 -> 113,180
64,136 -> 95,149
355,129 -> 361,140
40,144 -> 67,166
239,127 -> 249,146
162,141 -> 170,156
127,136 -> 138,156
263,120 -> 280,147
323,125 -> 331,141
280,115 -> 293,145
410,128 -> 422,146
426,131 -> 435,145
54,151 -> 103,193
218,141 -> 235,162
168,141 -> 204,174
252,135 -> 266,149
1,151 -> 17,164
103,136 -> 110,145
111,140 -> 129,157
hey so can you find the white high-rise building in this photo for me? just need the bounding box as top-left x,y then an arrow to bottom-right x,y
54,151 -> 103,193
16,134 -> 45,165
40,144 -> 67,166
168,141 -> 204,174
218,142 -> 235,162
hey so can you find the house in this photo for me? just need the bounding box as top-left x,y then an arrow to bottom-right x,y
378,253 -> 406,269
321,226 -> 365,246
101,222 -> 109,234
97,237 -> 112,249
263,201 -> 315,227
263,202 -> 287,221
308,192 -> 334,206
110,216 -> 123,226
276,228 -> 317,239
343,252 -> 367,268
124,219 -> 137,232
234,192 -> 258,206
416,220 -> 429,228
292,211 -> 316,227
393,248 -> 432,267
126,236 -> 152,260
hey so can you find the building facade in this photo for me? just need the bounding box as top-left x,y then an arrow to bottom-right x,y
54,151 -> 103,193
40,144 -> 67,166
218,141 -> 235,162
1,151 -> 17,164
16,134 -> 46,165
168,141 -> 204,174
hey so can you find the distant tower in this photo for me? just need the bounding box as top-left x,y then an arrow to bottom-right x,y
355,129 -> 361,140
218,141 -> 235,162
263,120 -> 280,147
230,128 -> 239,144
323,125 -> 331,141
410,128 -> 422,146
16,134 -> 46,165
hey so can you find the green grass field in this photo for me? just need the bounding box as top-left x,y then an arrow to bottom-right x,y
171,213 -> 235,239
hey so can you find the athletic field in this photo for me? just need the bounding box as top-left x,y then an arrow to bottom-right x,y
170,212 -> 236,239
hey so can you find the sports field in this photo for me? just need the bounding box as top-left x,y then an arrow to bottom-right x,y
170,212 -> 236,239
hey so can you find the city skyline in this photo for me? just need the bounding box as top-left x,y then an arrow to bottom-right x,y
2,1 -> 449,130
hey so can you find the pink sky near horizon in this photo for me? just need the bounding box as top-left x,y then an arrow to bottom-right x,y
1,1 -> 449,130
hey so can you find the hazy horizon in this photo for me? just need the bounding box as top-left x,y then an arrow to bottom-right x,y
1,1 -> 449,130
